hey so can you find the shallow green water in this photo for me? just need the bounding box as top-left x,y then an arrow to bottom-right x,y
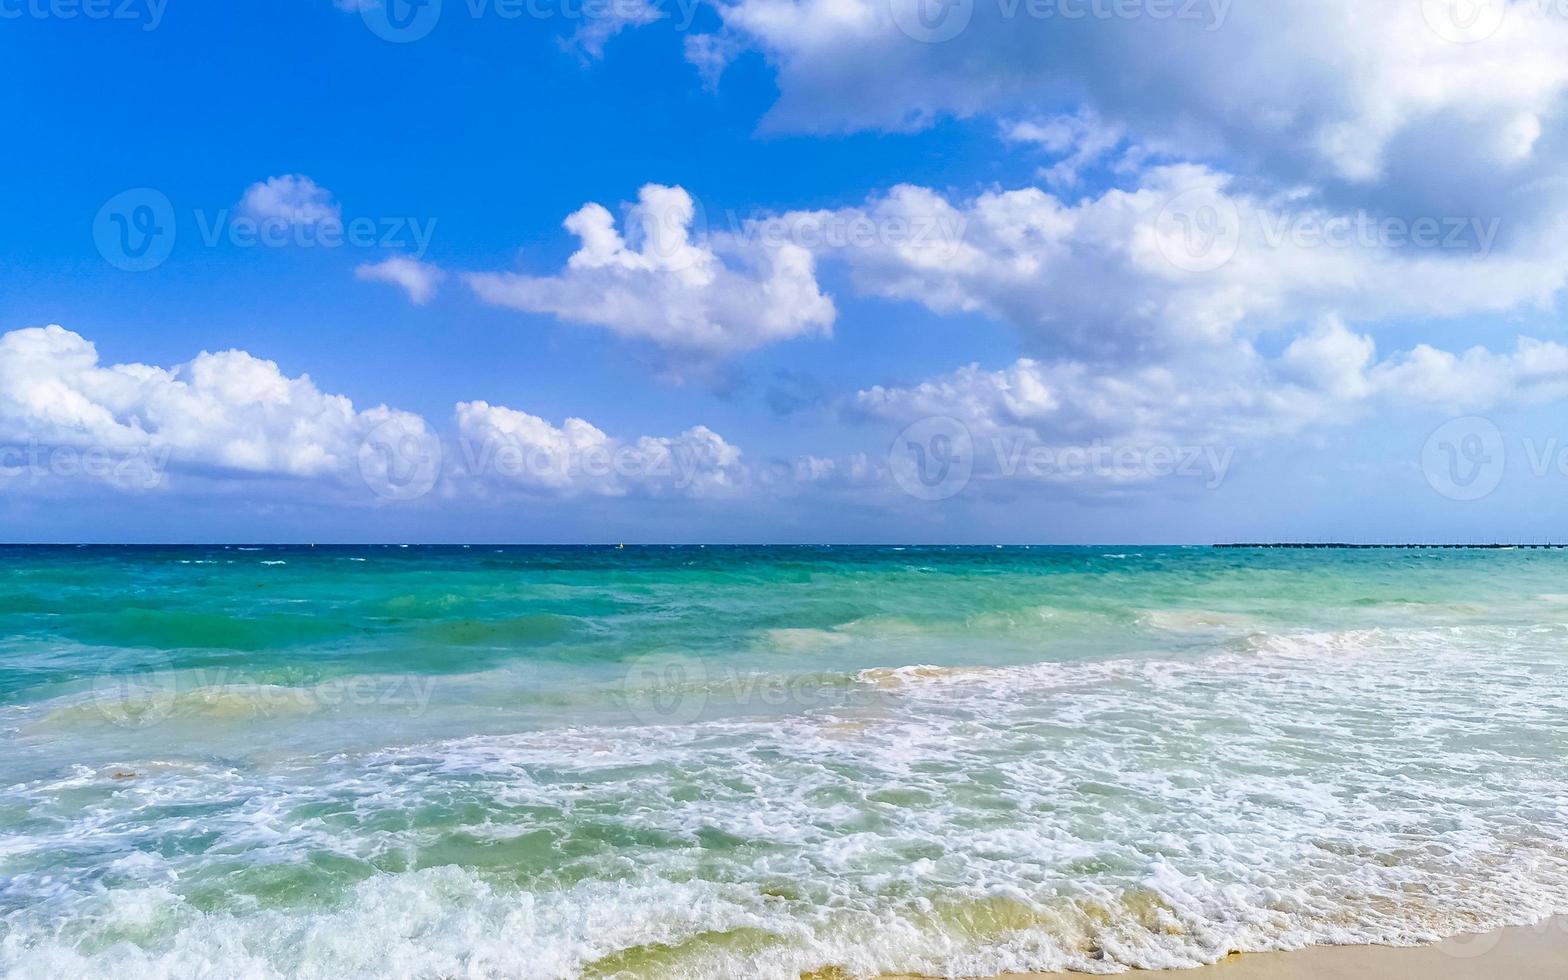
3,546 -> 1567,977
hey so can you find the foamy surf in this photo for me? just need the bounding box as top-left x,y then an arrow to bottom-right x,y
6,547 -> 1568,978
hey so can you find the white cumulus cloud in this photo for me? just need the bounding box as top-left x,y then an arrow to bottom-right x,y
698,0 -> 1568,226
237,174 -> 341,227
453,400 -> 748,498
853,320 -> 1568,469
0,325 -> 881,506
0,324 -> 431,489
466,184 -> 836,359
777,165 -> 1565,365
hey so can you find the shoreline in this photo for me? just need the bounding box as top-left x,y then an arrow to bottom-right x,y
881,916 -> 1568,980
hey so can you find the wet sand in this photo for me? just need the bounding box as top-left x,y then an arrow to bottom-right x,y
883,916 -> 1568,980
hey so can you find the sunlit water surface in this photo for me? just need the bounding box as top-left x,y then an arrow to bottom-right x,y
2,545 -> 1566,977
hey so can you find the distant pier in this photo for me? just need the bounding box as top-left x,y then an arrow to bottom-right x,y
1215,543 -> 1567,549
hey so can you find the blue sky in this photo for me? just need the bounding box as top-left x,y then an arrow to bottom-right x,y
5,0 -> 1568,542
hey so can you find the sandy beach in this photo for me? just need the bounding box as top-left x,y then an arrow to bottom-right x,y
884,916 -> 1568,980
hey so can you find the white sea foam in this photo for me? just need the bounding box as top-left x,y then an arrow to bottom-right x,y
5,623 -> 1568,977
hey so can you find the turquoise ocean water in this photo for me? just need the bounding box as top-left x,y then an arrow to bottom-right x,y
2,545 -> 1567,977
